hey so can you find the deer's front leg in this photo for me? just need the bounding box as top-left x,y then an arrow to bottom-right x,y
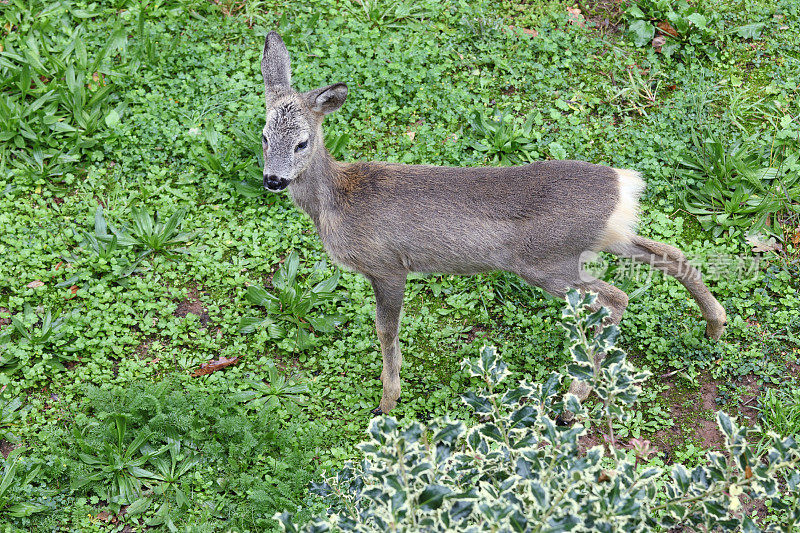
368,275 -> 407,415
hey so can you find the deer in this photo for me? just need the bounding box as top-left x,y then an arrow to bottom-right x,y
257,31 -> 727,417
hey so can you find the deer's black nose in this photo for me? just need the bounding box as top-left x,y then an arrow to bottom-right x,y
264,174 -> 289,191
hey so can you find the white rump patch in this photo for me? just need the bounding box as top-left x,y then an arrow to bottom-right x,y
597,168 -> 645,251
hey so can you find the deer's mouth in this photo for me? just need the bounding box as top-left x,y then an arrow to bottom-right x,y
264,176 -> 290,192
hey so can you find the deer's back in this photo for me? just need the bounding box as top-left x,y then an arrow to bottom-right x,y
322,160 -> 622,276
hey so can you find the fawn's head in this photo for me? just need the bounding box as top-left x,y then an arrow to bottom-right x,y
260,31 -> 347,192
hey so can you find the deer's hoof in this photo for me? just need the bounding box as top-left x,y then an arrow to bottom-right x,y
704,303 -> 727,341
375,395 -> 400,416
704,319 -> 727,341
555,411 -> 575,427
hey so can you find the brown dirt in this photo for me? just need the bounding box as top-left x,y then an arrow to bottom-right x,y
466,325 -> 489,343
648,373 -> 725,461
174,286 -> 211,327
736,373 -> 762,425
741,495 -> 769,526
787,358 -> 800,377
577,0 -> 625,33
696,377 -> 725,450
0,438 -> 19,459
0,306 -> 10,327
578,427 -> 605,452
134,337 -> 153,360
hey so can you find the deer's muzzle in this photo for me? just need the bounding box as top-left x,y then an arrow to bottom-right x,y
264,174 -> 289,192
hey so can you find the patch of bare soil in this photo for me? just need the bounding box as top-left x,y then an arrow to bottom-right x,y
648,373 -> 725,462
787,358 -> 800,378
741,495 -> 769,526
174,286 -> 211,327
578,427 -> 605,453
736,373 -> 761,425
466,325 -> 489,344
576,0 -> 625,33
0,438 -> 19,458
696,377 -> 725,450
0,306 -> 10,327
135,337 -> 153,360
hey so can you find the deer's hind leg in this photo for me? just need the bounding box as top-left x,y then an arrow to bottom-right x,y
567,277 -> 629,404
368,274 -> 407,415
517,267 -> 630,407
612,236 -> 727,340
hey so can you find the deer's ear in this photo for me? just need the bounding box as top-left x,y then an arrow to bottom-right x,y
261,31 -> 291,92
305,83 -> 348,115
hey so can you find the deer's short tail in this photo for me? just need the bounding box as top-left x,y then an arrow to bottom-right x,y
597,168 -> 645,252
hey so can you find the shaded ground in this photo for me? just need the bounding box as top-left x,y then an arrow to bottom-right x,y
173,285 -> 211,327
577,0 -> 625,32
577,368 -> 765,465
0,438 -> 18,459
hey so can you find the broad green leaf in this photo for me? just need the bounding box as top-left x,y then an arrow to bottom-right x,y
717,411 -> 734,439
161,208 -> 186,243
132,207 -> 154,238
311,270 -> 339,294
687,13 -> 707,29
7,502 -> 49,517
105,109 -> 120,128
283,251 -> 300,286
239,316 -> 270,334
734,23 -> 764,39
126,496 -> 151,516
417,484 -> 451,511
306,315 -> 336,333
127,429 -> 152,457
629,20 -> 655,47
245,285 -> 277,307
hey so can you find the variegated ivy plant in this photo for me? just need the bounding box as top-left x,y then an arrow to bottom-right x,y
279,290 -> 800,532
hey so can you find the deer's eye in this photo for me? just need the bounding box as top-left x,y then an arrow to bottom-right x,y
295,140 -> 308,152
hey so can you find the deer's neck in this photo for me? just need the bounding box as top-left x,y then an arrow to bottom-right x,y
288,148 -> 344,231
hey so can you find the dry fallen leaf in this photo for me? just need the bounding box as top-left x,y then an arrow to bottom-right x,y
508,25 -> 539,37
192,356 -> 240,377
746,234 -> 782,254
657,20 -> 679,38
567,7 -> 585,27
405,131 -> 416,141
26,280 -> 45,289
652,35 -> 667,53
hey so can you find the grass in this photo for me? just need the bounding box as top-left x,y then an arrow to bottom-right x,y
1,0 -> 799,530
